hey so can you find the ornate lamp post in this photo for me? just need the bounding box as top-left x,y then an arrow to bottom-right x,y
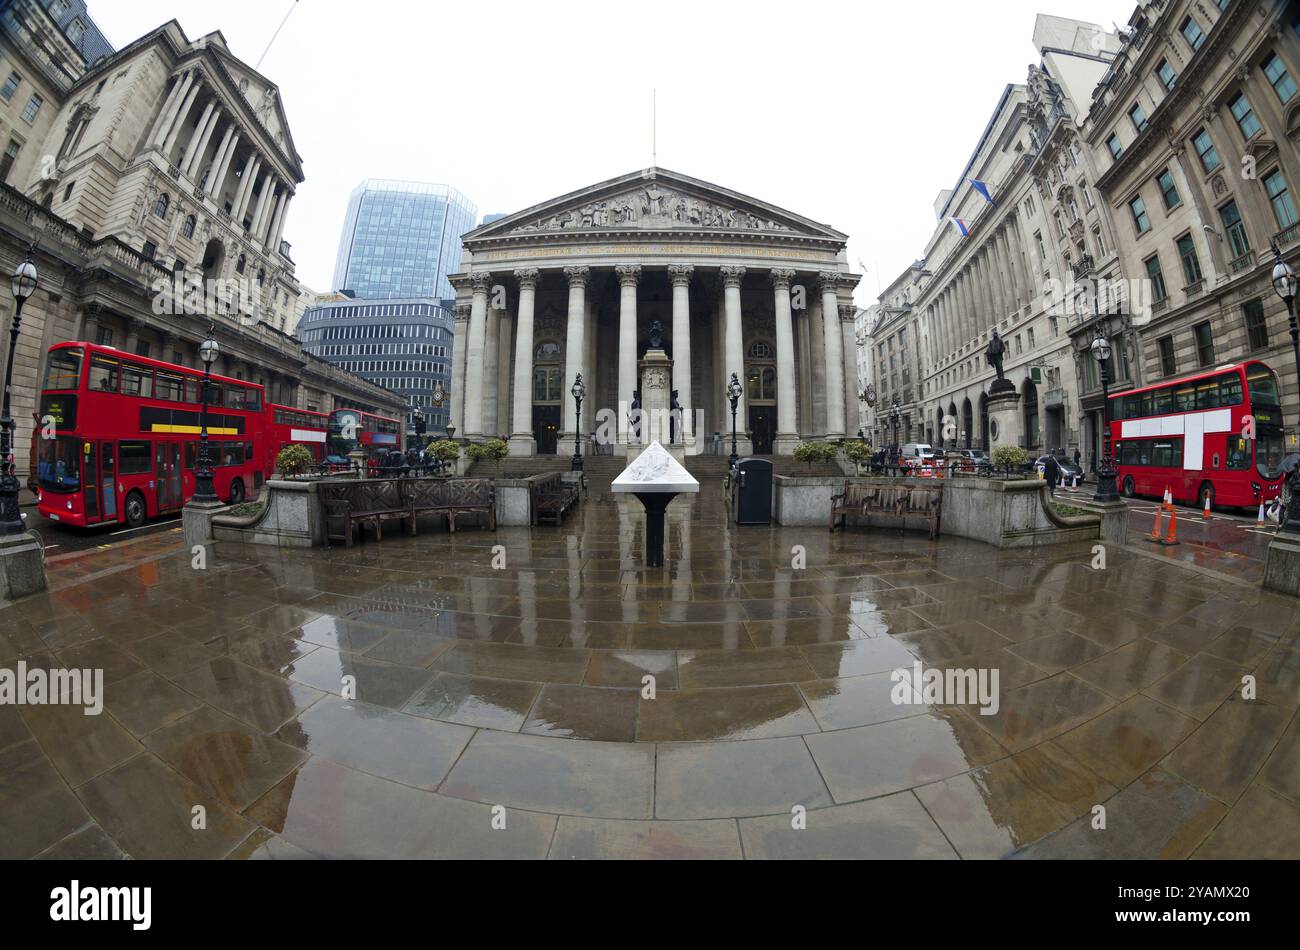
1,249 -> 37,535
570,374 -> 585,472
889,395 -> 901,449
194,325 -> 220,503
1090,328 -> 1120,502
727,373 -> 743,466
1271,243 -> 1300,530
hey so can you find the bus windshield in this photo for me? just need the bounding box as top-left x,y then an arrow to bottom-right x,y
1257,430 -> 1285,481
1247,367 -> 1282,410
43,348 -> 83,390
36,436 -> 82,493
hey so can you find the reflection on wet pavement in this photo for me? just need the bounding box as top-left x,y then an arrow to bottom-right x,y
1,474 -> 1298,859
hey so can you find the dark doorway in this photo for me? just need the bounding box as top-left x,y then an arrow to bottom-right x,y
748,406 -> 775,455
533,405 -> 560,455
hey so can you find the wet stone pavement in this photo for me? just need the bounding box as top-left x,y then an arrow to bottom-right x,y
2,475 -> 1298,860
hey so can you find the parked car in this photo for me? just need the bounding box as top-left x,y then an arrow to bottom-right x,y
1035,454 -> 1083,482
900,443 -> 938,464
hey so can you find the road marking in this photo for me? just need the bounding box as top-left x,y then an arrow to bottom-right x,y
110,519 -> 180,537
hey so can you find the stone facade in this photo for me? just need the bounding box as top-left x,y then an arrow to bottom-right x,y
1081,0 -> 1300,448
0,17 -> 405,478
448,167 -> 862,457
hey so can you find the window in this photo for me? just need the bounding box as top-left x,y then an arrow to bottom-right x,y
1219,201 -> 1250,260
1129,103 -> 1149,133
1147,255 -> 1168,303
155,372 -> 185,402
120,362 -> 153,397
1263,53 -> 1297,104
1192,128 -> 1221,172
1106,134 -> 1123,160
67,18 -> 85,45
1093,226 -> 1106,257
1130,195 -> 1151,234
154,194 -> 169,218
235,254 -> 246,275
182,215 -> 195,238
1158,336 -> 1176,376
1157,60 -> 1178,91
1152,168 -> 1181,211
141,241 -> 156,262
1244,298 -> 1269,351
1177,234 -> 1203,286
21,93 -> 43,123
1181,17 -> 1206,52
42,348 -> 83,390
95,327 -> 114,346
1229,93 -> 1261,139
1034,230 -> 1046,262
119,442 -> 152,475
0,72 -> 19,102
0,138 -> 19,185
1264,170 -> 1298,229
1194,321 -> 1215,367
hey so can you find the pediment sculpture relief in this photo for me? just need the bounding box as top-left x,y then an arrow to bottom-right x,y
510,185 -> 793,235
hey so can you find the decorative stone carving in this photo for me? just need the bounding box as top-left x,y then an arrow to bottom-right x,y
770,268 -> 796,289
720,266 -> 746,288
507,185 -> 792,235
615,264 -> 642,287
839,304 -> 857,323
469,272 -> 494,294
453,304 -> 471,323
514,267 -> 540,289
644,367 -> 668,391
667,264 -> 694,287
564,265 -> 590,288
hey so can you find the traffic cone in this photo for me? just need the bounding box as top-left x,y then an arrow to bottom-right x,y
1162,505 -> 1180,546
1203,495 -> 1212,521
1258,503 -> 1267,525
1146,503 -> 1165,543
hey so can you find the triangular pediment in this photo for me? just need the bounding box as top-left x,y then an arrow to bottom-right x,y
209,47 -> 303,173
465,167 -> 847,243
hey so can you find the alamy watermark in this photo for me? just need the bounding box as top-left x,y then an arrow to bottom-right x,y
0,662 -> 103,715
891,661 -> 1000,716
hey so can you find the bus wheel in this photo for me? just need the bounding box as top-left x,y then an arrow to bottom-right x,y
124,491 -> 146,529
228,479 -> 245,505
1198,482 -> 1215,513
1122,476 -> 1135,498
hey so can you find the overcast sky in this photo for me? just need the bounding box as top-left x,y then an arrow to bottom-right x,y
94,0 -> 1135,305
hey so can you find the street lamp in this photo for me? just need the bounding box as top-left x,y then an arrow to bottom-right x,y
570,374 -> 585,472
1090,327 -> 1120,502
727,373 -> 743,466
1271,242 -> 1300,530
1,249 -> 38,535
194,325 -> 220,503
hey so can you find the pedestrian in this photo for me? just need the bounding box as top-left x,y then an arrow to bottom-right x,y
1073,448 -> 1081,469
1043,453 -> 1061,494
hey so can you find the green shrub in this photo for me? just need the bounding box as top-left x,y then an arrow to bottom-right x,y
793,441 -> 839,471
842,440 -> 873,464
275,444 -> 314,477
427,440 -> 460,464
991,445 -> 1028,472
466,439 -> 509,471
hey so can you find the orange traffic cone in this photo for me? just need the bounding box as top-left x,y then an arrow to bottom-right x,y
1147,503 -> 1165,543
1162,504 -> 1180,546
1202,495 -> 1212,521
1259,503 -> 1267,525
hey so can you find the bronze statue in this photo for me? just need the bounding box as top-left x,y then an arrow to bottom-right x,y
986,331 -> 1010,392
648,320 -> 664,349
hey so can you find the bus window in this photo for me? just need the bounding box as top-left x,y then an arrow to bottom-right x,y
1152,388 -> 1174,414
219,444 -> 244,466
120,363 -> 153,398
36,436 -> 82,492
1174,387 -> 1196,412
1226,436 -> 1250,470
1120,442 -> 1138,466
156,372 -> 185,402
1257,431 -> 1285,481
43,348 -> 83,390
119,441 -> 152,475
244,390 -> 262,412
1196,381 -> 1220,409
1140,393 -> 1153,416
1220,376 -> 1243,406
90,355 -> 119,392
185,379 -> 200,403
1247,368 -> 1281,408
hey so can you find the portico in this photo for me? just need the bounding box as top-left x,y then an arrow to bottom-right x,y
448,168 -> 862,457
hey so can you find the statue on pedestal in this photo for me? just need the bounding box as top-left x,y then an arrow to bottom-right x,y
986,331 -> 1013,394
648,320 -> 664,351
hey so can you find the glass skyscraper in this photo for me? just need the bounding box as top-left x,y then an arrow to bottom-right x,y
331,180 -> 478,300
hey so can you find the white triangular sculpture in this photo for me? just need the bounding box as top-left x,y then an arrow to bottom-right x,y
612,441 -> 700,494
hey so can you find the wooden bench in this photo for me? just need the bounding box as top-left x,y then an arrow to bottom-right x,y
831,483 -> 944,540
321,478 -> 496,546
531,473 -> 580,526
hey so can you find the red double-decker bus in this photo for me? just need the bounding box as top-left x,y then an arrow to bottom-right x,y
1110,360 -> 1286,510
265,404 -> 330,473
35,342 -> 268,528
327,408 -> 402,464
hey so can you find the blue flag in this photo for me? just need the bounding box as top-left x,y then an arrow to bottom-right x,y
969,179 -> 997,208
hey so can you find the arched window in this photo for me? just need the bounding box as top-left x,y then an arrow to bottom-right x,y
182,214 -> 196,239
535,340 -> 562,361
235,254 -> 246,275
154,194 -> 169,219
748,341 -> 774,360
746,340 -> 777,401
532,340 -> 562,403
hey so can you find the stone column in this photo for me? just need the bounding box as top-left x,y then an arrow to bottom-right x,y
771,268 -> 799,453
616,264 -> 641,447
819,272 -> 846,439
250,174 -> 276,237
205,124 -> 235,198
233,156 -> 260,221
211,132 -> 240,200
162,78 -> 202,156
182,102 -> 218,179
509,269 -> 539,455
483,302 -> 500,438
721,266 -> 749,447
463,273 -> 492,439
148,71 -> 188,146
669,264 -> 694,449
840,304 -> 858,437
560,266 -> 589,456
269,192 -> 291,253
450,303 -> 470,436
153,71 -> 194,149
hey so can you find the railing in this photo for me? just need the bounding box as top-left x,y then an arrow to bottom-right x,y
1274,223 -> 1300,250
1184,280 -> 1204,297
1229,250 -> 1257,274
1072,254 -> 1095,280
